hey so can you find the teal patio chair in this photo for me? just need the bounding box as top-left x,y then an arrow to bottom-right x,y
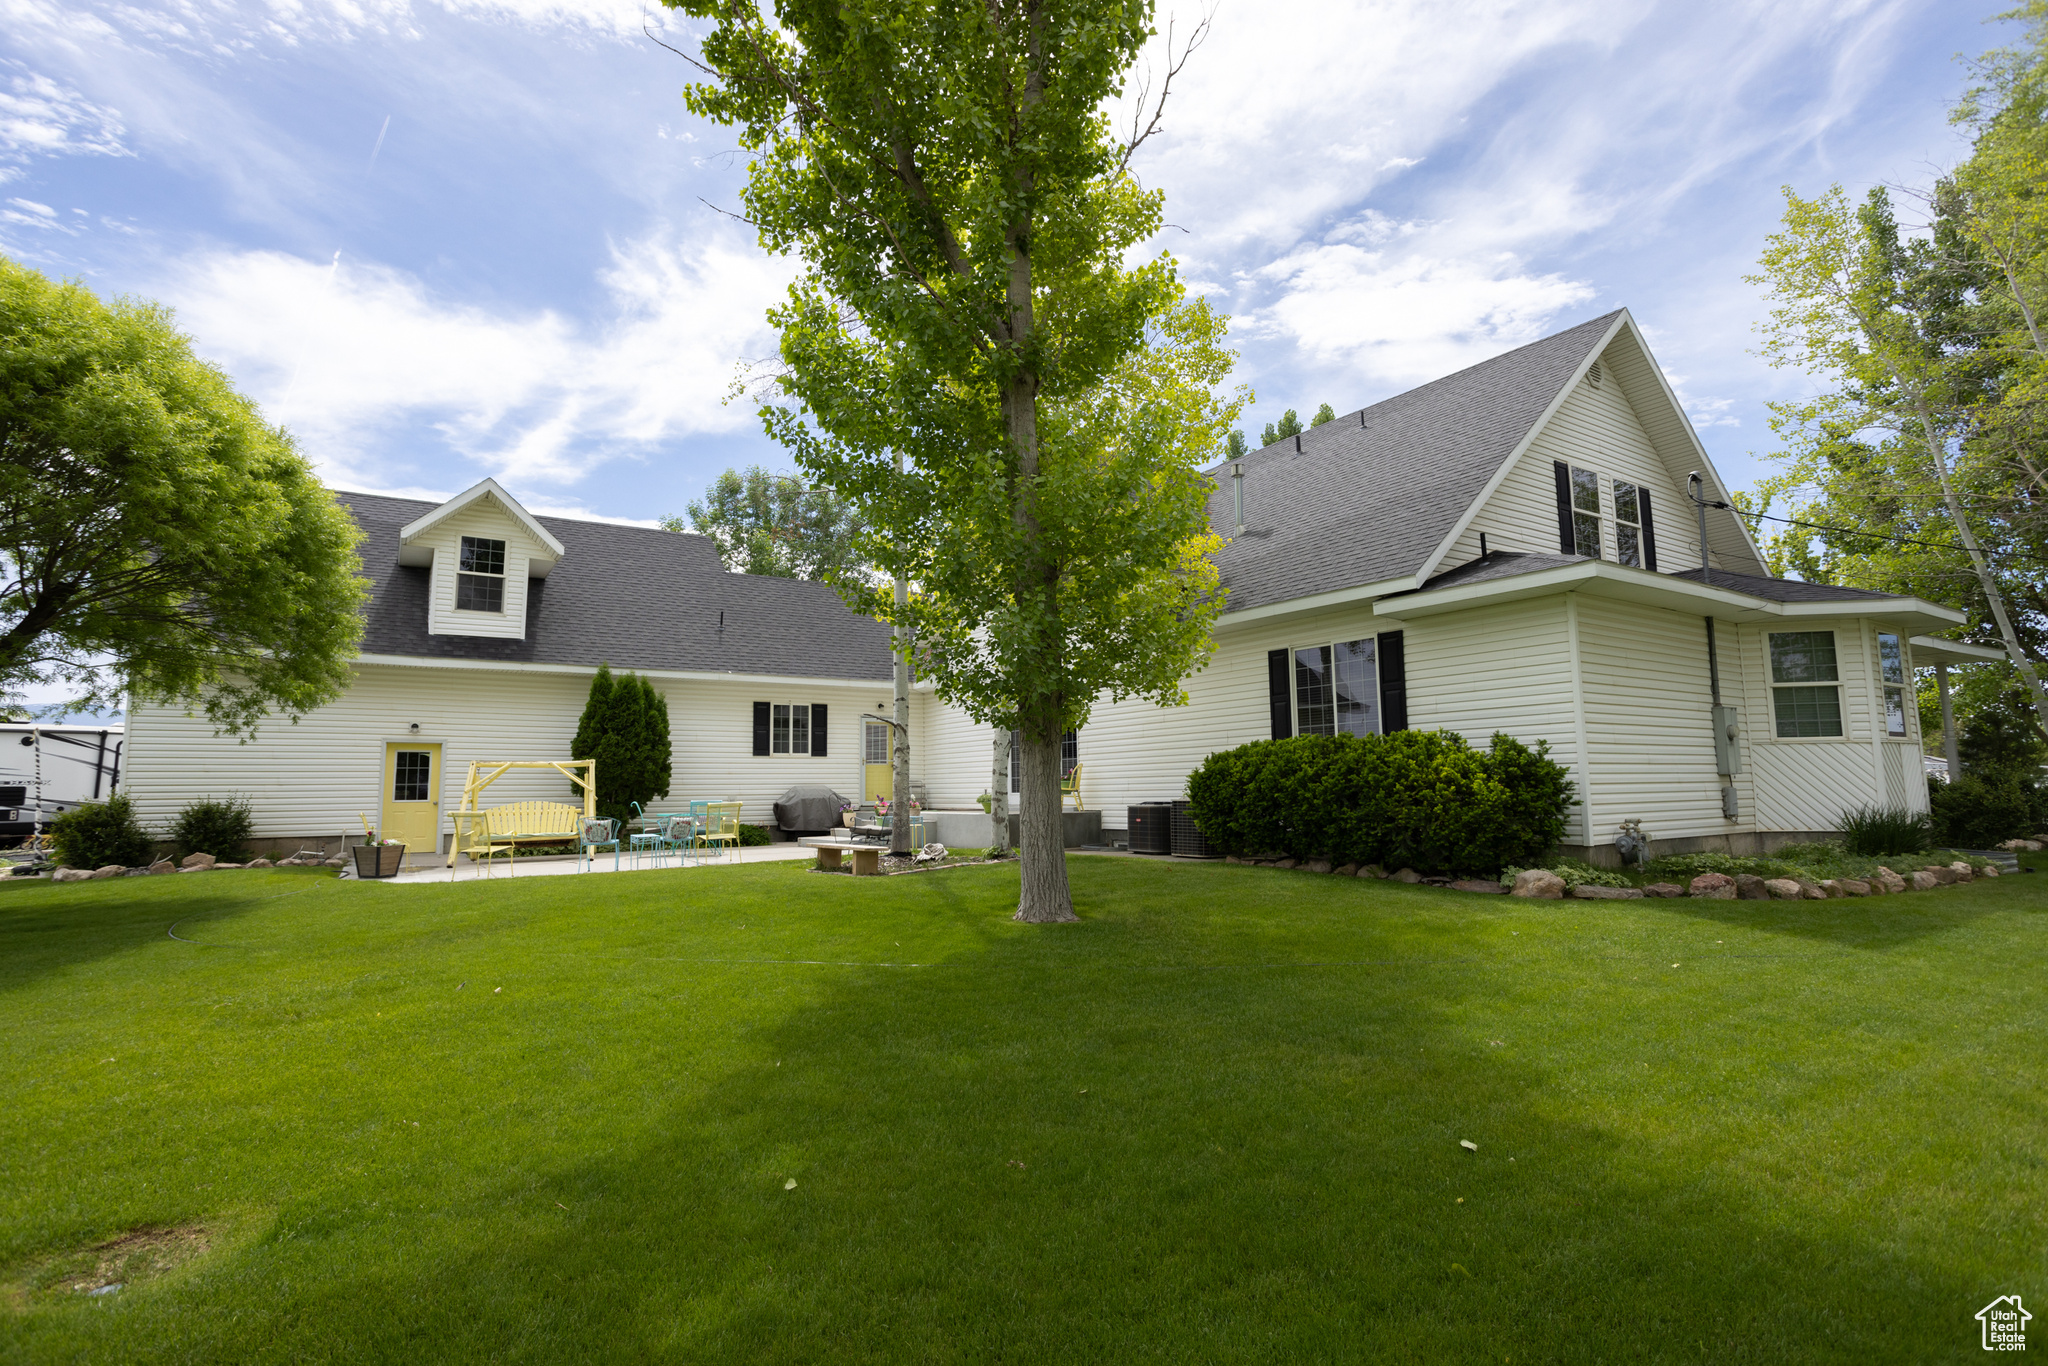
626,803 -> 667,869
579,816 -> 621,873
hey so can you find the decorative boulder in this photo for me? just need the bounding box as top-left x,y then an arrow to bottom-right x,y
1836,879 -> 1871,897
1224,855 -> 1245,865
1360,865 -> 1389,879
180,852 -> 216,870
1924,865 -> 1959,886
1335,863 -> 1360,877
1305,859 -> 1333,875
324,857 -> 347,868
1909,870 -> 1940,891
1643,882 -> 1685,898
1451,879 -> 1507,894
248,858 -> 273,869
1794,879 -> 1826,900
1980,864 -> 2000,877
1511,869 -> 1565,899
1689,873 -> 1735,899
1571,884 -> 1643,900
1872,868 -> 1904,894
1392,868 -> 1423,884
148,860 -> 175,876
91,865 -> 126,879
1817,880 -> 1844,898
52,867 -> 92,882
1948,862 -> 1974,882
1273,858 -> 1298,871
1733,874 -> 1771,900
1762,878 -> 1804,900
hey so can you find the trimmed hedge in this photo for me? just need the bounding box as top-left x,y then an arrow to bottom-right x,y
1185,729 -> 1574,874
169,795 -> 254,863
48,794 -> 155,869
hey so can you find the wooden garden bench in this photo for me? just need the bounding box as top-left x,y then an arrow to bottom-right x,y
801,838 -> 884,876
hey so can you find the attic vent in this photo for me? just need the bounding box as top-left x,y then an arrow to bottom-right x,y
1587,361 -> 1604,389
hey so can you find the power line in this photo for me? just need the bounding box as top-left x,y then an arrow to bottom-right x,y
1741,509 -> 2048,568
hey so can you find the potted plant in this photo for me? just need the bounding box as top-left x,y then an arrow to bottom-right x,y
352,837 -> 408,879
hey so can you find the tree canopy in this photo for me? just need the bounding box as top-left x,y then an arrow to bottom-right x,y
661,465 -> 864,580
1259,409 -> 1303,447
0,256 -> 366,733
1311,402 -> 1337,426
669,0 -> 1237,921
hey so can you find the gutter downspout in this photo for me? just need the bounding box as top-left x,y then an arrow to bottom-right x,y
1936,662 -> 1960,781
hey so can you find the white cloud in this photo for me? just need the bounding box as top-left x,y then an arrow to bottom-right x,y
160,225 -> 792,488
0,60 -> 130,162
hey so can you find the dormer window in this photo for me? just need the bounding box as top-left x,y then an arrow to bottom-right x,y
457,536 -> 506,613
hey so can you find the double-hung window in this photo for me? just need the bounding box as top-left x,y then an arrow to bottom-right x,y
1877,632 -> 1909,737
1769,631 -> 1843,737
1566,468 -> 1647,568
1292,638 -> 1379,737
456,536 -> 506,613
773,703 -> 812,755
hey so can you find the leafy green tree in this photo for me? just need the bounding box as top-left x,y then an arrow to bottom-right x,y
1311,402 -> 1337,426
1260,409 -> 1303,447
572,665 -> 672,828
661,466 -> 864,580
0,257 -> 367,733
1749,185 -> 2048,741
1224,429 -> 1248,460
672,0 -> 1236,921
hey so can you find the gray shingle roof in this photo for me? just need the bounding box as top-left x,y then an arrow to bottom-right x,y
1208,310 -> 1622,613
1407,550 -> 1584,592
339,491 -> 893,680
1668,567 -> 1906,602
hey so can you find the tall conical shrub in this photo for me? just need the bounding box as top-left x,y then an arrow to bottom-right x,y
575,666 -> 671,827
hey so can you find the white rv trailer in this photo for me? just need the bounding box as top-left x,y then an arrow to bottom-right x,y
0,723 -> 124,844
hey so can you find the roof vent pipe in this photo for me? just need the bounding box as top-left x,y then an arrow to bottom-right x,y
1293,433 -> 1301,453
1231,461 -> 1244,532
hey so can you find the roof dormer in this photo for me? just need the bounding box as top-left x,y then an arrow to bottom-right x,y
397,479 -> 565,640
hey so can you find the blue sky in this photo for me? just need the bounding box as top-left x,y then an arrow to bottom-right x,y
0,0 -> 2009,532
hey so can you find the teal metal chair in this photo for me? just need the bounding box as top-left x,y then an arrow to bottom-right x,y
626,803 -> 667,868
579,816 -> 620,873
660,811 -> 699,867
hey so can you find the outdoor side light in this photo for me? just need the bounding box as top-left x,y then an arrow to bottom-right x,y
409,722 -> 421,733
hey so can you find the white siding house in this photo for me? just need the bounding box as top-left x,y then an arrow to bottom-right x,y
126,310 -> 2001,866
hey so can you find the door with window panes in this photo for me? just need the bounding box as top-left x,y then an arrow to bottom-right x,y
381,742 -> 442,856
863,720 -> 892,802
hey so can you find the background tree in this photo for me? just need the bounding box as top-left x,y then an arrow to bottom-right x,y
1749,184 -> 2048,742
572,664 -> 672,828
1259,409 -> 1303,447
0,257 -> 366,733
661,465 -> 864,579
1311,402 -> 1337,426
1224,429 -> 1248,459
672,0 -> 1231,920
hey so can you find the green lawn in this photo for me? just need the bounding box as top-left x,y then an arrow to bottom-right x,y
1,856 -> 2042,1363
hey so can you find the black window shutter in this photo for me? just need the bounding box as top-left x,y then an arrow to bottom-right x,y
811,703 -> 827,756
1553,461 -> 1574,555
1267,648 -> 1292,739
1638,489 -> 1659,571
1377,631 -> 1408,733
752,701 -> 770,756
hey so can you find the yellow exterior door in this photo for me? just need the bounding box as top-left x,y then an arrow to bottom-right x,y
862,720 -> 892,802
381,743 -> 443,856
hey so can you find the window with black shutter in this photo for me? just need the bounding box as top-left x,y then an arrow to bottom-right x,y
1638,489 -> 1658,570
1377,631 -> 1407,733
1267,648 -> 1292,739
752,701 -> 771,755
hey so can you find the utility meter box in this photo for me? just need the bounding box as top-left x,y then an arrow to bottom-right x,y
1712,704 -> 1740,777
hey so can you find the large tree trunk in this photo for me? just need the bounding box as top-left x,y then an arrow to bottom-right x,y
1013,724 -> 1074,922
990,729 -> 1012,855
890,604 -> 911,856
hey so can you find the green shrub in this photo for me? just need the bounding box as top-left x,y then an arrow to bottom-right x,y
1838,803 -> 1932,857
1642,851 -> 1803,882
1930,774 -> 2039,848
1184,730 -> 1574,875
48,795 -> 155,869
738,823 -> 772,847
1500,858 -> 1632,889
169,796 -> 254,862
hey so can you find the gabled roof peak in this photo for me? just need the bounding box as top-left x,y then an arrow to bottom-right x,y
398,478 -> 568,562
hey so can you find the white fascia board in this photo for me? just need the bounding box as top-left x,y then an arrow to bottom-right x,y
1375,560 -> 1964,633
397,478 -> 568,563
354,653 -> 891,688
1213,576 -> 1416,629
1907,635 -> 2008,666
1415,311 -> 1632,585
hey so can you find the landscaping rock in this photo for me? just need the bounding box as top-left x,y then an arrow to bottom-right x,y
90,865 -> 125,879
1571,883 -> 1643,900
323,857 -> 347,868
1999,838 -> 2042,851
1689,873 -> 1734,898
177,865 -> 208,873
1873,867 -> 1905,894
1836,879 -> 1871,896
1361,864 -> 1389,879
1224,855 -> 1245,865
1924,865 -> 1959,886
1305,859 -> 1333,875
1980,864 -> 2000,877
148,860 -> 175,876
1273,858 -> 1298,871
1762,878 -> 1803,900
1511,868 -> 1565,899
52,867 -> 91,882
180,852 -> 216,869
1451,879 -> 1507,894
1948,861 -> 1975,882
1421,876 -> 1453,887
1733,874 -> 1770,900
1335,863 -> 1360,877
1817,879 -> 1844,898
1643,882 -> 1685,898
1909,870 -> 1940,891
248,858 -> 273,868
1392,867 -> 1422,884
1794,878 -> 1827,900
